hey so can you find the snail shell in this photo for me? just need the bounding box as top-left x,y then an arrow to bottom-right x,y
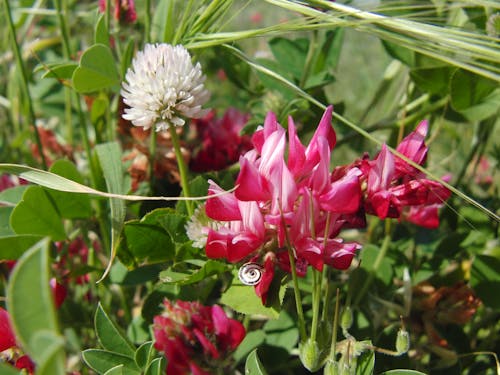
238,262 -> 264,286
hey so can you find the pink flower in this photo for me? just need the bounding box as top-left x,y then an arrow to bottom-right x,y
189,108 -> 253,172
204,106 -> 362,303
98,0 -> 137,24
0,307 -> 35,374
361,122 -> 451,225
153,300 -> 245,375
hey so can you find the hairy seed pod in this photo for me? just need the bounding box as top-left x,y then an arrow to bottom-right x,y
238,262 -> 264,285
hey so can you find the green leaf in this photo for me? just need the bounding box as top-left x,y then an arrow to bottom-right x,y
6,239 -> 65,373
0,206 -> 14,235
269,37 -> 308,80
0,185 -> 29,206
10,186 -> 66,240
144,357 -> 166,375
96,142 -> 128,281
0,362 -> 22,375
380,371 -> 427,375
356,343 -> 375,375
82,349 -> 141,375
95,303 -> 136,358
95,13 -> 110,47
263,311 -> 299,352
220,270 -> 284,319
135,341 -> 154,370
382,40 -> 415,67
159,260 -> 229,285
122,222 -> 174,264
47,160 -> 92,219
410,66 -> 454,95
470,254 -> 500,308
30,331 -> 65,375
72,44 -> 119,93
0,234 -> 44,260
40,62 -> 78,80
314,29 -> 344,72
450,69 -> 498,111
245,349 -> 268,375
103,365 -> 124,375
233,330 -> 266,363
144,208 -> 189,244
361,244 -> 393,285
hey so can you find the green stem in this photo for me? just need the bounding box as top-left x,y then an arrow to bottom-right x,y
329,288 -> 340,358
168,125 -> 193,216
149,129 -> 157,192
299,30 -> 317,88
354,220 -> 392,306
281,212 -> 307,342
310,269 -> 322,342
4,0 -> 47,169
145,0 -> 152,43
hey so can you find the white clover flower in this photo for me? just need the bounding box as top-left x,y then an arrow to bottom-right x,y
185,206 -> 210,249
121,43 -> 210,131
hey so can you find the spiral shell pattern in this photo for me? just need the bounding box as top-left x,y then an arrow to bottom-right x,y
238,262 -> 264,286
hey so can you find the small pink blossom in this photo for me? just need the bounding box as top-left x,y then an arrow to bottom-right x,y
204,106 -> 362,303
153,300 -> 245,375
98,0 -> 137,24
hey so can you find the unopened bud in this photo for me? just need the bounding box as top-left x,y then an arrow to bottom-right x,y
396,329 -> 410,355
299,338 -> 324,372
340,307 -> 353,331
323,359 -> 339,375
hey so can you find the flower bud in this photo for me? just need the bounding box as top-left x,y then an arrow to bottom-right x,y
340,307 -> 353,331
323,359 -> 339,375
396,329 -> 410,355
299,338 -> 324,372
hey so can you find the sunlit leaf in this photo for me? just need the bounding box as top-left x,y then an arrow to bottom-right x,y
72,44 -> 119,93
245,349 -> 268,375
10,186 -> 66,240
95,303 -> 136,358
6,239 -> 65,373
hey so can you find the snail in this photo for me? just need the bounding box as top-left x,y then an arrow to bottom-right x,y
238,262 -> 264,286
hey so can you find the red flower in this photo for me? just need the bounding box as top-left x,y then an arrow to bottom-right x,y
0,307 -> 35,374
361,122 -> 451,227
153,300 -> 245,375
204,106 -> 362,303
190,108 -> 253,172
98,0 -> 137,24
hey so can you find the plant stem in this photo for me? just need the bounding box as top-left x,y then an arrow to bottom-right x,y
354,220 -> 392,306
149,129 -> 157,192
168,124 -> 193,216
281,213 -> 307,342
310,269 -> 322,342
4,0 -> 47,169
329,288 -> 340,358
145,0 -> 151,43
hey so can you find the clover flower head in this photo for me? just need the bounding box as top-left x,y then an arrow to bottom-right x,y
121,43 -> 210,132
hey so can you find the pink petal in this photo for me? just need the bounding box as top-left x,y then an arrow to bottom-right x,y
205,180 -> 242,221
0,307 -> 17,352
235,157 -> 271,202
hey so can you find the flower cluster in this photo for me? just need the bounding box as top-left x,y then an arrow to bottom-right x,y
202,106 -> 450,303
122,44 -> 210,132
153,300 -> 245,375
98,0 -> 137,24
189,108 -> 253,172
0,307 -> 35,374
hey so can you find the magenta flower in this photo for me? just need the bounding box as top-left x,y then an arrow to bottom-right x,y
0,307 -> 35,374
361,121 -> 451,227
189,108 -> 253,172
98,0 -> 137,24
153,300 -> 245,375
204,106 -> 362,303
